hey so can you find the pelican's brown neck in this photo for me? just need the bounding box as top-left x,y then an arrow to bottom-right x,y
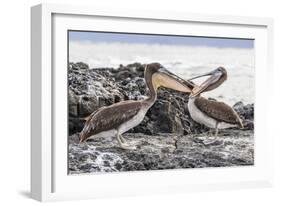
144,73 -> 158,104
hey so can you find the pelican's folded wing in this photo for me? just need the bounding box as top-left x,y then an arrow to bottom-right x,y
194,97 -> 242,126
86,100 -> 143,135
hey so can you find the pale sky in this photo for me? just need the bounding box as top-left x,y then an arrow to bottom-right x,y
69,31 -> 254,48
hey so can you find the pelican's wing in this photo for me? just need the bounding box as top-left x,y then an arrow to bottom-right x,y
194,97 -> 243,127
85,100 -> 143,135
83,106 -> 105,121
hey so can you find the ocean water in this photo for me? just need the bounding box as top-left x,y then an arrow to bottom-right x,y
69,41 -> 255,105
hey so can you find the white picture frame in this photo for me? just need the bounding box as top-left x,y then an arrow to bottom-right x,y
31,3 -> 274,202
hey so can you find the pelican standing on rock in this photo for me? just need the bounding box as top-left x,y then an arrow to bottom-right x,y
79,63 -> 194,149
186,67 -> 244,143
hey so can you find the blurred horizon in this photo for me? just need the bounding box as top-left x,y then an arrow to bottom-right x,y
68,30 -> 255,105
69,31 -> 254,49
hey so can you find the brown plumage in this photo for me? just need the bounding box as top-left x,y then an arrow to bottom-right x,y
186,67 -> 244,143
78,63 -> 194,149
194,97 -> 243,128
80,101 -> 143,143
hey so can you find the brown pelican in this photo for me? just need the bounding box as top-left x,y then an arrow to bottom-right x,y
187,67 -> 244,143
79,63 -> 195,149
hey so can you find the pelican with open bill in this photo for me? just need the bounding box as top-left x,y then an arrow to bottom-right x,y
186,67 -> 244,143
79,63 -> 195,150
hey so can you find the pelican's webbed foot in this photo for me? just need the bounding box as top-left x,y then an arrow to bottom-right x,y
120,144 -> 137,150
203,137 -> 218,145
202,123 -> 221,145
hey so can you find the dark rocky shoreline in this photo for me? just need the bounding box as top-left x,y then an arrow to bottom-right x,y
68,62 -> 254,174
69,130 -> 254,174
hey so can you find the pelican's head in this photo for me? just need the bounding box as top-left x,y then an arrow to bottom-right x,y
145,63 -> 195,93
189,66 -> 227,97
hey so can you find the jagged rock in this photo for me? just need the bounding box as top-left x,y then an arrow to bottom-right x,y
233,101 -> 254,129
68,62 -> 254,135
233,101 -> 254,119
69,62 -> 89,71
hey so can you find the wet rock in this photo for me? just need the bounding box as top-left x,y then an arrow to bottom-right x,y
69,130 -> 254,174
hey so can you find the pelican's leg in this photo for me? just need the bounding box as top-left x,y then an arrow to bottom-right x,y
116,132 -> 136,150
203,122 -> 219,145
119,134 -> 127,144
214,123 -> 219,138
116,132 -> 125,146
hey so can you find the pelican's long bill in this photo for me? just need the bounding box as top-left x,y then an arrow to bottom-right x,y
153,67 -> 195,93
188,68 -> 225,97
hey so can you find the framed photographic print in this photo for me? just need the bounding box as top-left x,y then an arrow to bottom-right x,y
31,3 -> 274,201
